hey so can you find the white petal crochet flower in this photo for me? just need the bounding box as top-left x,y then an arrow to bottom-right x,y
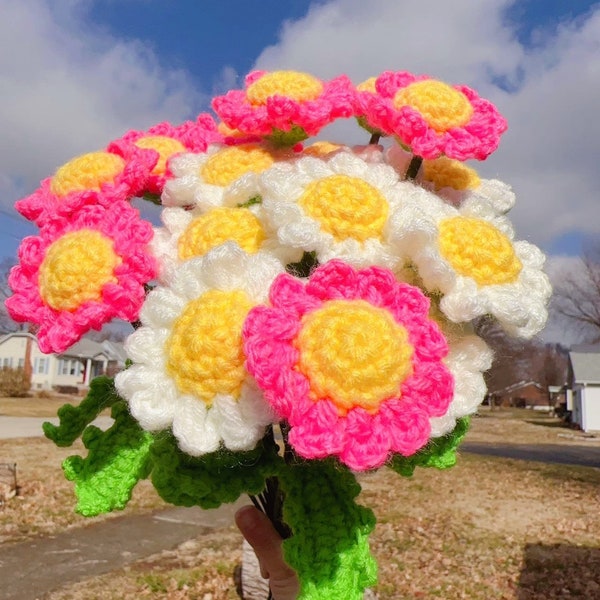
115,243 -> 284,456
161,143 -> 294,210
431,333 -> 492,437
259,150 -> 406,268
390,192 -> 551,338
151,203 -> 301,283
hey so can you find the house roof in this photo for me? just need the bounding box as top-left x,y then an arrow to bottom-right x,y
491,380 -> 545,395
569,344 -> 600,384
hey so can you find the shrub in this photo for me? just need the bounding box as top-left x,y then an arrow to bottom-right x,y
0,366 -> 31,398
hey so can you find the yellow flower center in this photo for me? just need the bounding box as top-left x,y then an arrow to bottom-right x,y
165,289 -> 254,403
178,207 -> 266,259
50,152 -> 126,197
393,80 -> 473,133
38,230 -> 121,311
134,136 -> 186,175
200,144 -> 276,186
298,175 -> 388,242
438,217 -> 522,286
246,71 -> 324,106
295,300 -> 413,414
423,156 -> 480,191
302,141 -> 343,158
356,77 -> 377,93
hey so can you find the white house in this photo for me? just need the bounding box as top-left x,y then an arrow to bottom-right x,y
0,332 -> 125,392
568,344 -> 600,432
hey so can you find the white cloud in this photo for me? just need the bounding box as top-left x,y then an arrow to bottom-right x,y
0,0 -> 204,211
253,0 -> 600,252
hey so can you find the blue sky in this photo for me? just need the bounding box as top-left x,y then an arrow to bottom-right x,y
1,0 -> 599,267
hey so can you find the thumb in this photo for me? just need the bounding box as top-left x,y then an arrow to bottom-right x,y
235,505 -> 299,600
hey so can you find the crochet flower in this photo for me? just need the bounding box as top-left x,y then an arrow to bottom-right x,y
389,194 -> 551,338
108,114 -> 222,195
243,260 -> 454,471
115,244 -> 284,456
259,150 -> 406,268
151,205 -> 301,283
6,202 -> 156,353
212,70 -> 355,146
162,142 -> 295,209
15,148 -> 156,226
357,71 -> 507,160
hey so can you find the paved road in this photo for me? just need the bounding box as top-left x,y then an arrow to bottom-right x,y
0,416 -> 113,439
462,442 -> 600,469
0,502 -> 245,600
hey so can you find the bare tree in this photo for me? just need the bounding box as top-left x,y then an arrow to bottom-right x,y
551,243 -> 600,342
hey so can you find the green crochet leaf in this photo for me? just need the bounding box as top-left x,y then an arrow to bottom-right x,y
62,401 -> 154,517
280,460 -> 377,600
388,416 -> 471,477
43,376 -> 121,447
150,432 -> 283,509
267,125 -> 308,147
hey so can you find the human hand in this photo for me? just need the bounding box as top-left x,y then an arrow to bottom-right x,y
235,505 -> 300,600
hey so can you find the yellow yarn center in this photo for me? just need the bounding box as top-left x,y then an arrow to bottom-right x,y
50,152 -> 126,197
165,289 -> 254,403
246,71 -> 323,105
38,230 -> 121,311
423,156 -> 480,191
356,77 -> 377,93
200,144 -> 276,186
393,80 -> 473,133
298,175 -> 388,242
178,207 -> 266,259
296,300 -> 413,414
302,141 -> 343,158
438,217 -> 522,286
134,136 -> 186,175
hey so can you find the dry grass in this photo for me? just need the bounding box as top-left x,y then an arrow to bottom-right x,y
0,437 -> 167,545
24,409 -> 600,600
0,394 -> 79,418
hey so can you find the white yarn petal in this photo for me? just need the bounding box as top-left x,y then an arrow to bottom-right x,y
117,244 -> 284,457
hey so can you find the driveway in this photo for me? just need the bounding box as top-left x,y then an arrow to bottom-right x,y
0,416 -> 113,439
462,441 -> 600,469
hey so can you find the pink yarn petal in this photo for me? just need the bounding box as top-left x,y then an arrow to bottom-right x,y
380,402 -> 431,457
305,260 -> 360,301
340,409 -> 390,471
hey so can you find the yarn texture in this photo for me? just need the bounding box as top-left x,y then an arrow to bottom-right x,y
4,67 -> 552,600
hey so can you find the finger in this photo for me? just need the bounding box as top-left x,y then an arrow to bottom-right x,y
235,505 -> 299,597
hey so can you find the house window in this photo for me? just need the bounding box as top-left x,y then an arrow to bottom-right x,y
18,358 -> 25,369
37,358 -> 46,374
2,357 -> 11,367
58,359 -> 69,375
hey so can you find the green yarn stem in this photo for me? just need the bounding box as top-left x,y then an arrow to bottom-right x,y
279,459 -> 377,600
43,376 -> 120,447
266,125 -> 309,148
388,416 -> 471,477
62,400 -> 154,516
286,251 -> 319,279
150,432 -> 283,509
405,154 -> 423,181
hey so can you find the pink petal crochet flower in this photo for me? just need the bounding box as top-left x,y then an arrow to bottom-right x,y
108,114 -> 223,195
243,260 -> 454,471
15,147 -> 156,227
212,70 -> 355,146
6,201 -> 157,353
357,71 -> 507,161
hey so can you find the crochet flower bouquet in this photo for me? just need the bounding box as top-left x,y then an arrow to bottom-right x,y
6,70 -> 551,599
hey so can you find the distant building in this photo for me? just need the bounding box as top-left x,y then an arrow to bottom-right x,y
568,344 -> 600,432
487,380 -> 552,410
0,332 -> 126,393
